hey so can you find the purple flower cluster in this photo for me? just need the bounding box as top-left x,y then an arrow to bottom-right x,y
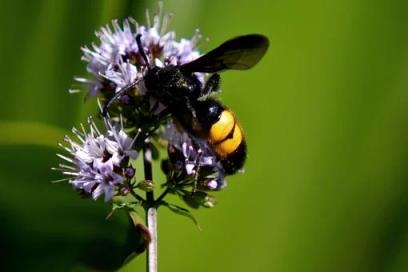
55,118 -> 138,201
73,10 -> 203,99
165,123 -> 227,191
58,7 -> 230,206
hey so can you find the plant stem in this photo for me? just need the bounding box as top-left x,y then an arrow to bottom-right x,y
147,206 -> 158,272
143,141 -> 154,204
155,187 -> 170,205
129,189 -> 145,202
143,140 -> 157,272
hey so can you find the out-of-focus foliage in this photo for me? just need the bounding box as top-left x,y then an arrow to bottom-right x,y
0,0 -> 408,271
0,145 -> 143,271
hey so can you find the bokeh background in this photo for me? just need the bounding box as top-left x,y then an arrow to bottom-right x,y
1,0 -> 408,271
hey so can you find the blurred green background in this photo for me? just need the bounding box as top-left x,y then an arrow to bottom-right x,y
1,0 -> 408,271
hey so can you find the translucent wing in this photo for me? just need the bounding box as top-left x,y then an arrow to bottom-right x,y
180,34 -> 269,73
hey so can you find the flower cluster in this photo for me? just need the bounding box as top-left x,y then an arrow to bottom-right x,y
55,118 -> 138,201
74,10 -> 202,99
163,123 -> 226,191
58,7 -> 230,210
159,123 -> 226,209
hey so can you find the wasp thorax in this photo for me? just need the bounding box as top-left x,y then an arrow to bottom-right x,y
144,66 -> 202,106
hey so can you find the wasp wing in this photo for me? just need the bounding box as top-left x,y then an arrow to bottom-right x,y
180,34 -> 269,73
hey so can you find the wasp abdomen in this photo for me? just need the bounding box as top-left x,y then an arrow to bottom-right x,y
208,109 -> 246,174
220,140 -> 246,175
209,110 -> 235,143
210,110 -> 241,156
188,100 -> 247,175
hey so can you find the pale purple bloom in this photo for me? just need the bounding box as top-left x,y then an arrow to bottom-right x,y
69,160 -> 124,201
202,178 -> 227,191
181,142 -> 216,175
165,123 -> 226,191
104,118 -> 139,162
75,8 -> 204,98
55,117 -> 138,201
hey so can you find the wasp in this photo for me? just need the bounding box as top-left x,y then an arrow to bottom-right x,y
103,33 -> 269,175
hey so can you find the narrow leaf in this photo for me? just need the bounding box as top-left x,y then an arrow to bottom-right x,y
162,202 -> 202,230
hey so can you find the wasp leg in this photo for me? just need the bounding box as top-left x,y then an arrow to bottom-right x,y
102,79 -> 140,116
185,99 -> 197,118
192,151 -> 203,193
201,73 -> 221,97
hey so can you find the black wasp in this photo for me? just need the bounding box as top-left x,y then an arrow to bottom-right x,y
104,33 -> 269,175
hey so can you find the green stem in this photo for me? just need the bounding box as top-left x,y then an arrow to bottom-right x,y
129,188 -> 145,203
155,187 -> 170,206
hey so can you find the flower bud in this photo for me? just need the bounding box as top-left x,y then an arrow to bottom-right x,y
202,195 -> 216,208
119,186 -> 130,196
182,191 -> 216,209
137,180 -> 155,192
125,167 -> 136,178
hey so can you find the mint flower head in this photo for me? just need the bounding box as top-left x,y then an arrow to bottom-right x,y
74,9 -> 203,99
164,123 -> 227,192
62,5 -> 230,209
54,117 -> 138,201
61,4 -> 240,208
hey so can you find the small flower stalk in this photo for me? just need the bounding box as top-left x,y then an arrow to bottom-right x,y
54,3 -> 260,271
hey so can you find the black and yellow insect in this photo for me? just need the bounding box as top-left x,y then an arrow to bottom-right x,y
104,34 -> 269,175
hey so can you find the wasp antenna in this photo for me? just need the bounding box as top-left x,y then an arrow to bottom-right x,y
136,34 -> 150,68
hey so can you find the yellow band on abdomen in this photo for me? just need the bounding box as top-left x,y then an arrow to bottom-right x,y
209,110 -> 235,143
213,123 -> 243,157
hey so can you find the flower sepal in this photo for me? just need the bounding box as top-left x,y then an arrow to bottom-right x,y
105,198 -> 140,220
181,191 -> 216,209
137,180 -> 155,192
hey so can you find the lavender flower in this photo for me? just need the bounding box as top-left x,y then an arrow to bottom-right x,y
54,117 -> 138,201
165,123 -> 227,192
74,7 -> 203,99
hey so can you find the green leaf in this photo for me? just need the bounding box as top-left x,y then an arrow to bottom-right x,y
106,200 -> 139,220
0,144 -> 144,271
0,121 -> 67,147
162,202 -> 201,230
